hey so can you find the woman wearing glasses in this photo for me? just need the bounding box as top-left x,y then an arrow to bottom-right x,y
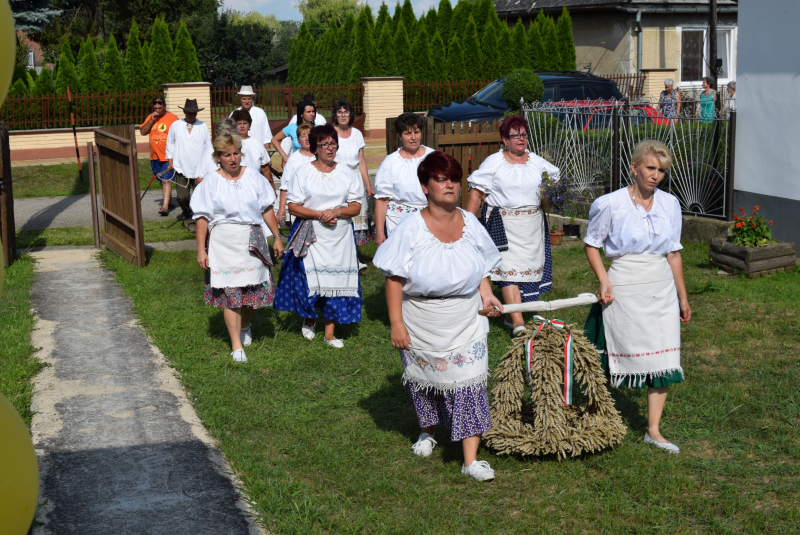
465,115 -> 561,337
332,100 -> 373,258
273,125 -> 363,348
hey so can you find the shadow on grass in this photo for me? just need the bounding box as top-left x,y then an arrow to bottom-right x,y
609,388 -> 647,432
363,284 -> 390,325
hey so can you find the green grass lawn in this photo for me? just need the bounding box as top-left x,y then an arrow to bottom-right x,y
0,256 -> 44,428
100,243 -> 800,534
16,220 -> 196,249
11,159 -> 153,198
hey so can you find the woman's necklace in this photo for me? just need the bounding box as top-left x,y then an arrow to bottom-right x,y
629,185 -> 654,210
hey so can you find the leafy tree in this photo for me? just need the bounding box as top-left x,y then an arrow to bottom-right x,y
425,7 -> 437,38
10,0 -> 61,32
430,30 -> 447,81
373,21 -> 396,76
536,10 -> 560,71
335,13 -> 356,83
296,0 -> 360,33
78,38 -> 104,92
445,33 -> 465,81
511,18 -> 528,69
55,47 -> 80,93
174,20 -> 202,83
400,0 -> 415,39
556,6 -> 576,70
410,24 -> 434,81
33,66 -> 56,94
124,20 -> 151,90
9,79 -> 29,96
230,11 -> 281,29
375,1 -> 391,31
497,22 -> 513,78
450,0 -> 471,43
392,18 -> 413,80
480,19 -> 500,79
102,34 -> 126,91
149,16 -> 174,86
462,16 -> 482,80
526,20 -> 546,71
502,68 -> 544,107
350,7 -> 376,82
436,0 -> 452,47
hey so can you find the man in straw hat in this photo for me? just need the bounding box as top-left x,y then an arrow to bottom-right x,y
166,98 -> 210,233
230,85 -> 273,149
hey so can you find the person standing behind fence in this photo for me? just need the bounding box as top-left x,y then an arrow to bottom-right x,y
725,81 -> 736,118
166,98 -> 209,233
230,86 -> 273,148
140,97 -> 179,216
465,115 -> 560,337
272,100 -> 317,168
374,113 -> 433,245
232,109 -> 276,193
659,79 -> 682,119
276,123 -> 315,226
699,77 -> 717,123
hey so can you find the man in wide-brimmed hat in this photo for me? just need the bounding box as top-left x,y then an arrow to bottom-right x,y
166,98 -> 210,233
230,85 -> 273,149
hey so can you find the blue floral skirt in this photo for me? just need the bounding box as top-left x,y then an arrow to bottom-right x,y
405,383 -> 491,442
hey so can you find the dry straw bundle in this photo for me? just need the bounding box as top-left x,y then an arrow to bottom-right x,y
483,321 -> 626,458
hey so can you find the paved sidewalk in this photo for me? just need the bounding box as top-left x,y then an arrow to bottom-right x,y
29,249 -> 262,534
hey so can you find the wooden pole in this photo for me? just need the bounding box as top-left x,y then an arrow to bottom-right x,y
67,87 -> 83,182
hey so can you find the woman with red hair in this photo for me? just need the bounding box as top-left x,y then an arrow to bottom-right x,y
374,151 -> 503,481
465,115 -> 560,337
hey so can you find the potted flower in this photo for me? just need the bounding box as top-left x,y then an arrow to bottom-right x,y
549,223 -> 565,246
709,206 -> 796,278
541,178 -> 569,245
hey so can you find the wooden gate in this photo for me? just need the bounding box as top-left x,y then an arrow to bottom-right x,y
0,122 -> 15,267
88,125 -> 145,267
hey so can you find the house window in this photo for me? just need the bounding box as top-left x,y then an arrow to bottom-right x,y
680,28 -> 735,84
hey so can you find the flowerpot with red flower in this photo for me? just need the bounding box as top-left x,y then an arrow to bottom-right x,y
709,206 -> 795,278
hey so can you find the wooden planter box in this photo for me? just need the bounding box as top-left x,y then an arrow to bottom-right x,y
709,238 -> 796,278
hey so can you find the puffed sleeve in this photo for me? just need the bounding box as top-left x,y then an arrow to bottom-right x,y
584,194 -> 612,249
373,217 -> 417,278
373,153 -> 395,200
467,152 -> 503,194
190,173 -> 216,221
260,110 -> 273,144
346,167 -> 364,203
530,152 -> 561,182
254,169 -> 276,211
279,155 -> 298,191
668,194 -> 684,252
355,129 -> 366,150
165,124 -> 177,159
286,166 -> 308,205
466,212 -> 502,276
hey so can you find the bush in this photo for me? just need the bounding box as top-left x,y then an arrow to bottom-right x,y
502,68 -> 544,107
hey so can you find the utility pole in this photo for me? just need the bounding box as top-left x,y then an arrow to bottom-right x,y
709,0 -> 718,89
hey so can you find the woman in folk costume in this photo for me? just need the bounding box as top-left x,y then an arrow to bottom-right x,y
374,112 -> 434,245
373,151 -> 503,481
465,115 -> 561,337
583,139 -> 691,454
276,123 -> 315,226
273,125 -> 363,348
191,133 -> 283,363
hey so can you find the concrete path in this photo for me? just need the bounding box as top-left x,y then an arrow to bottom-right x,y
29,249 -> 263,535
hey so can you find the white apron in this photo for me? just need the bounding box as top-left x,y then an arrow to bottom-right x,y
304,219 -> 360,297
487,206 -> 545,283
208,223 -> 271,289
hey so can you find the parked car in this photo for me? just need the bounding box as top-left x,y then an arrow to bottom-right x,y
426,71 -> 625,123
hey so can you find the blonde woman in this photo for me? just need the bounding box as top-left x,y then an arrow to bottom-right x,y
583,140 -> 691,453
191,134 -> 283,362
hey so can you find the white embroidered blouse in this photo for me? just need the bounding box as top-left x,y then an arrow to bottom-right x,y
374,146 -> 433,206
241,137 -> 270,169
287,163 -> 363,212
190,167 -> 277,232
584,187 -> 683,258
334,128 -> 365,170
468,150 -> 561,209
279,151 -> 315,192
373,210 -> 502,297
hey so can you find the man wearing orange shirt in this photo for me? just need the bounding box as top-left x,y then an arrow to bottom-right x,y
140,97 -> 179,215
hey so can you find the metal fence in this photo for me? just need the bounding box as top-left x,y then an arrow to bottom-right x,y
524,100 -> 735,220
403,80 -> 493,112
210,84 -> 364,124
601,73 -> 647,98
0,90 -> 164,130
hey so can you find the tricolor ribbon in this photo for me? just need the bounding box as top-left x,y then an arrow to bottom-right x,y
525,316 -> 574,406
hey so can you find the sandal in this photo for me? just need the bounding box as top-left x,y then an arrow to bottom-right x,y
158,207 -> 169,216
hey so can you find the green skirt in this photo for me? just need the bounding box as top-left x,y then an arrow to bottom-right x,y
583,303 -> 684,389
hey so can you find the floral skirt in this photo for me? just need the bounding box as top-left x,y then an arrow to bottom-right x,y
203,259 -> 275,309
354,195 -> 376,246
405,382 -> 491,442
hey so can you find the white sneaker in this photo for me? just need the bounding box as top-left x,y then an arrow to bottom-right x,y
644,433 -> 680,454
358,262 -> 368,272
240,326 -> 252,347
461,460 -> 495,481
411,433 -> 437,457
324,337 -> 344,348
512,326 -> 527,337
231,349 -> 247,362
301,323 -> 316,340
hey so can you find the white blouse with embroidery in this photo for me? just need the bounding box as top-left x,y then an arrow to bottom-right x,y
287,163 -> 363,211
468,150 -> 561,209
584,187 -> 683,258
334,128 -> 366,170
279,151 -> 315,192
190,167 -> 277,232
373,210 -> 502,297
374,146 -> 433,206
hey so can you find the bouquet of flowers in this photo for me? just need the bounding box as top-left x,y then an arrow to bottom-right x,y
732,206 -> 774,248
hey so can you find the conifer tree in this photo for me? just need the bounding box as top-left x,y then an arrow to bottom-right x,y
376,1 -> 391,30
410,25 -> 434,81
437,0 -> 452,47
527,21 -> 546,71
143,42 -> 151,68
55,48 -> 80,93
425,7 -> 438,38
25,71 -> 36,92
364,4 -> 375,30
336,14 -> 356,82
76,38 -> 87,79
78,38 -> 104,92
497,23 -> 513,78
445,33 -> 466,81
294,22 -> 314,83
556,6 -> 576,70
430,30 -> 447,80
311,21 -> 338,83
60,38 -> 75,64
374,21 -> 397,76
149,17 -> 175,86
391,1 -> 401,32
462,16 -> 483,80
472,0 -> 492,36
95,38 -> 106,71
451,0 -> 471,42
174,20 -> 202,83
536,10 -> 560,71
489,3 -> 504,35
511,18 -> 528,69
33,66 -> 55,94
9,79 -> 29,96
392,18 -> 413,80
480,19 -> 500,79
400,0 -> 416,39
124,20 -> 151,90
350,7 -> 376,82
102,35 -> 126,91
307,39 -> 323,84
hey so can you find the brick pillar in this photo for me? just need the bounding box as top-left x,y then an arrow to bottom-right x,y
640,69 -> 678,101
162,82 -> 212,135
361,77 -> 404,139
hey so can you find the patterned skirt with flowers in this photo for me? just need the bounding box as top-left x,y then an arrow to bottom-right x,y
203,266 -> 275,309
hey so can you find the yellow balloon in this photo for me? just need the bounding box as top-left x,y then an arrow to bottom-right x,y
0,0 -> 14,106
0,393 -> 39,535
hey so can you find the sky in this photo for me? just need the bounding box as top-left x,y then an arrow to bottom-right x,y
221,0 -> 438,23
